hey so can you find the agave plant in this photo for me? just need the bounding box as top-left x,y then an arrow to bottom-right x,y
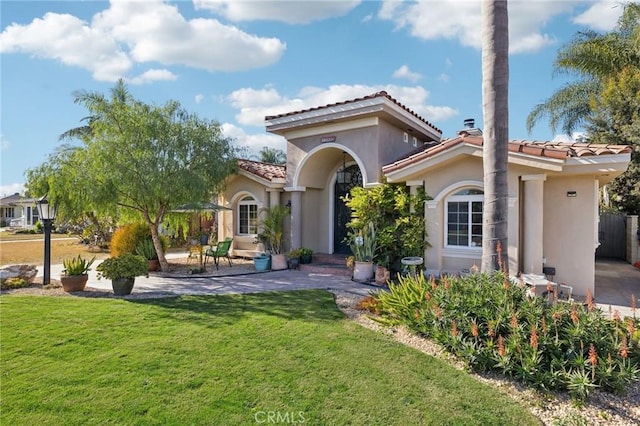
62,255 -> 96,276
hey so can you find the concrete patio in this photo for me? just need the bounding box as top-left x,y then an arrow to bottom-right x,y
595,259 -> 640,318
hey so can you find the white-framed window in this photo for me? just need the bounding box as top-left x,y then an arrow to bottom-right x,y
445,189 -> 484,248
4,207 -> 15,218
413,136 -> 418,147
238,196 -> 258,235
403,132 -> 408,143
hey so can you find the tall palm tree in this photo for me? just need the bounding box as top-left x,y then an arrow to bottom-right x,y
527,3 -> 640,135
481,0 -> 509,273
259,146 -> 286,164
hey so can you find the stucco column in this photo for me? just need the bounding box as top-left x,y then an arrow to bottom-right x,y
289,191 -> 303,250
266,188 -> 281,208
627,215 -> 639,265
522,174 -> 546,274
406,180 -> 424,214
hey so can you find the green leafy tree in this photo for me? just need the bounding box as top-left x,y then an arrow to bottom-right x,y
527,3 -> 640,135
26,80 -> 238,271
258,146 -> 286,164
481,0 -> 509,272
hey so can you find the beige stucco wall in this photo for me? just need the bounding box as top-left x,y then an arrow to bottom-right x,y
543,176 -> 598,296
220,175 -> 282,255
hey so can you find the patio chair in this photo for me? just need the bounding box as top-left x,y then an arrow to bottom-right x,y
204,238 -> 233,270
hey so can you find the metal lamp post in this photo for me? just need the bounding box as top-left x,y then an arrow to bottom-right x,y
37,195 -> 58,285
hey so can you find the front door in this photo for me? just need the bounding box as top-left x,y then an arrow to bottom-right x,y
333,164 -> 362,254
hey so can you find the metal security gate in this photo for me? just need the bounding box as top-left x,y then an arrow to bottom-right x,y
596,213 -> 626,259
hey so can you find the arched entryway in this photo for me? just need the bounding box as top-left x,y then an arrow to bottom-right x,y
333,164 -> 363,254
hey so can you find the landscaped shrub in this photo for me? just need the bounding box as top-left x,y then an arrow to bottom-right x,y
110,223 -> 168,256
373,272 -> 640,401
1,277 -> 30,290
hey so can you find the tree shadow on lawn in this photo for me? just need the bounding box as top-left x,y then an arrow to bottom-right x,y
125,289 -> 347,327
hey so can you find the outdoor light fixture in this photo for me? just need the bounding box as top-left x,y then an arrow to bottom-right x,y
285,200 -> 292,210
337,152 -> 352,184
36,195 -> 58,285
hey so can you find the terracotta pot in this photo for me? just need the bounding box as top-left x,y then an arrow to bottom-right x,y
60,274 -> 89,292
270,254 -> 288,270
112,277 -> 135,296
147,259 -> 160,272
375,266 -> 390,286
353,261 -> 374,282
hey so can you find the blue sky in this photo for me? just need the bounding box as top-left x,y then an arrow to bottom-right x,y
0,0 -> 630,196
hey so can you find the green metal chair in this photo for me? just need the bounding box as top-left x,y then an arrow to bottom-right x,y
204,238 -> 233,270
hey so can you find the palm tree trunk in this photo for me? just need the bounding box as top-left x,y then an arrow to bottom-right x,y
481,0 -> 509,273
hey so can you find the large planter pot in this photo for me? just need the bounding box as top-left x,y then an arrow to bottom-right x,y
271,254 -> 288,271
288,257 -> 300,270
253,256 -> 271,271
353,261 -> 374,282
300,254 -> 312,264
147,259 -> 160,272
60,274 -> 89,292
375,265 -> 390,286
111,277 -> 135,296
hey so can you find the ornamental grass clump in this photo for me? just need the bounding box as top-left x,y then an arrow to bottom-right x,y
373,271 -> 640,401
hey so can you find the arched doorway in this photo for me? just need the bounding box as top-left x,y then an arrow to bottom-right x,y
333,164 -> 363,254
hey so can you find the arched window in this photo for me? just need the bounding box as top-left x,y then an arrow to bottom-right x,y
238,196 -> 258,235
445,188 -> 484,248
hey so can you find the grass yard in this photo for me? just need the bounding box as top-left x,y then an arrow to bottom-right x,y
0,237 -> 109,265
1,290 -> 540,425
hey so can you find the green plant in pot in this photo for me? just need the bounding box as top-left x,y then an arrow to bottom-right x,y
349,222 -> 376,282
299,247 -> 313,264
135,239 -> 159,271
288,249 -> 301,269
96,253 -> 148,296
258,205 -> 289,270
60,255 -> 96,292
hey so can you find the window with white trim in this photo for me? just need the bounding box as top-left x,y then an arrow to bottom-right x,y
445,189 -> 483,248
4,207 -> 15,218
238,196 -> 258,235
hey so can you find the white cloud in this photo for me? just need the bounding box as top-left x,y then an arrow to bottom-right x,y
221,123 -> 286,156
194,0 -> 361,24
128,69 -> 177,85
437,73 -> 450,82
0,0 -> 286,82
572,0 -> 629,31
0,12 -> 131,81
377,0 -> 572,54
227,84 -> 458,128
392,65 -> 422,83
551,132 -> 588,143
195,94 -> 205,104
0,183 -> 25,197
1,134 -> 9,151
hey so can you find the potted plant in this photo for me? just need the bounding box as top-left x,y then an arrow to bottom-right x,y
258,205 -> 289,270
288,248 -> 301,270
96,253 -> 148,296
253,252 -> 271,271
60,255 -> 96,292
349,222 -> 376,282
135,239 -> 159,271
299,247 -> 313,264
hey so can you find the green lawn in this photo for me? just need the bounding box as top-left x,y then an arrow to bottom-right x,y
1,290 -> 540,425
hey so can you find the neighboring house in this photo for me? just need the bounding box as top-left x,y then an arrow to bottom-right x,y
0,193 -> 39,228
218,91 -> 631,296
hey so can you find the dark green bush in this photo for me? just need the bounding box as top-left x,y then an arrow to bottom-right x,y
374,272 -> 640,401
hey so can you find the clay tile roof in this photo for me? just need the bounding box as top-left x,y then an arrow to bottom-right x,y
237,159 -> 286,181
265,91 -> 442,134
382,136 -> 632,174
